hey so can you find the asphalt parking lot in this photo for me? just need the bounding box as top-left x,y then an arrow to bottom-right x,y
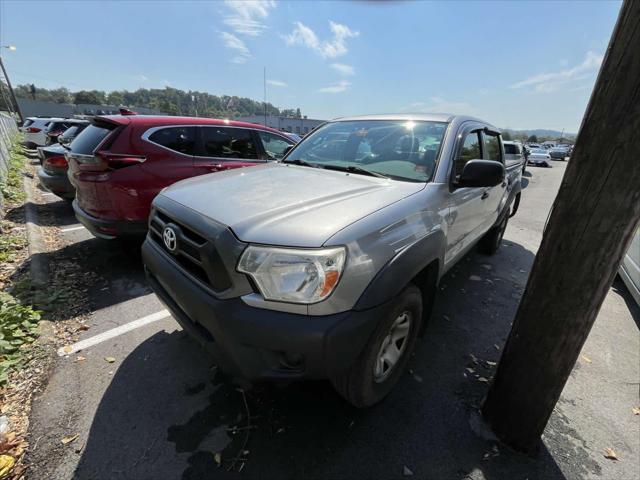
24,160 -> 639,480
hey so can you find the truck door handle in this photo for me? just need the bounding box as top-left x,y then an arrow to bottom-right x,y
481,191 -> 489,200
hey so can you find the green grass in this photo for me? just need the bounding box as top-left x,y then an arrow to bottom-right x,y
1,137 -> 27,203
0,292 -> 41,385
0,221 -> 27,263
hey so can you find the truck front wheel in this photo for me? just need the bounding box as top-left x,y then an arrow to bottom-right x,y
331,284 -> 422,408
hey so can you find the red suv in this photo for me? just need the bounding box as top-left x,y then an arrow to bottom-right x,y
67,115 -> 296,239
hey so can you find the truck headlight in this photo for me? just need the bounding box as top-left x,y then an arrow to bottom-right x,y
237,245 -> 346,304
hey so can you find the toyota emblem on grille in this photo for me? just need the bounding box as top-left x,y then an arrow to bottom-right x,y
163,226 -> 177,252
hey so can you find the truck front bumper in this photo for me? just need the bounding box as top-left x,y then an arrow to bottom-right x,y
142,238 -> 384,382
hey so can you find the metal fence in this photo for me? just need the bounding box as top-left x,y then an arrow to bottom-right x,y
0,111 -> 19,202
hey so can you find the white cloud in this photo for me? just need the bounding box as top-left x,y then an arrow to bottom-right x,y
284,21 -> 359,58
223,0 -> 276,36
511,51 -> 603,93
134,74 -> 148,82
267,79 -> 287,87
400,97 -> 472,114
219,31 -> 252,64
318,80 -> 351,93
330,63 -> 355,76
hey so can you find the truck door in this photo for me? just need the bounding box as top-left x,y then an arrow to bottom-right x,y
480,130 -> 508,229
445,128 -> 487,265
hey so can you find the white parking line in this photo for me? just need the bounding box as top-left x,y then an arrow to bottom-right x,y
60,225 -> 85,233
57,309 -> 171,356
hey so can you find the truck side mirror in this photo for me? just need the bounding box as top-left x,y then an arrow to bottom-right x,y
456,160 -> 505,188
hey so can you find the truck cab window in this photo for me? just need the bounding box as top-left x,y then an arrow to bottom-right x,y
455,131 -> 481,178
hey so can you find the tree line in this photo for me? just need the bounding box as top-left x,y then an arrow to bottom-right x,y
12,84 -> 305,119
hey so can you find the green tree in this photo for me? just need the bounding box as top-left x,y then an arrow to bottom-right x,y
502,130 -> 513,141
527,135 -> 539,143
74,90 -> 107,105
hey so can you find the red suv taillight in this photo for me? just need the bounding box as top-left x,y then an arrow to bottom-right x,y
26,127 -> 41,133
44,155 -> 68,168
95,151 -> 146,170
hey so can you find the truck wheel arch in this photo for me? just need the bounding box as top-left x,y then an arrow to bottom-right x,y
354,230 -> 444,328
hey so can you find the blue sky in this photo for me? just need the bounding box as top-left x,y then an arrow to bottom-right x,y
0,0 -> 621,131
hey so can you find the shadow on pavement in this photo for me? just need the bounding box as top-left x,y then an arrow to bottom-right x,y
74,239 -> 571,480
611,276 -> 640,330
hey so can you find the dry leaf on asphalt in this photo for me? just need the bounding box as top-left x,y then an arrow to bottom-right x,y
75,325 -> 90,333
632,407 -> 640,415
477,377 -> 489,383
214,452 -> 222,465
469,275 -> 482,281
62,345 -> 72,354
603,448 -> 619,460
61,434 -> 79,445
581,355 -> 592,364
74,356 -> 86,363
104,357 -> 116,363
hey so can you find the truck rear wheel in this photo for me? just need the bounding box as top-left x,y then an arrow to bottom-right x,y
331,284 -> 422,408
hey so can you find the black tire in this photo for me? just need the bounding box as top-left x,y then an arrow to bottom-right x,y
331,284 -> 422,408
478,215 -> 508,255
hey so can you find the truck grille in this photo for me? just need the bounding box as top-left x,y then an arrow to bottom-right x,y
148,209 -> 232,292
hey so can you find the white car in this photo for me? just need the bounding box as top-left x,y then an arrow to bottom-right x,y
527,148 -> 551,167
22,117 -> 64,147
619,227 -> 640,306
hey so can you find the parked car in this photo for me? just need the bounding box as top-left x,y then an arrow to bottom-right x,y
67,115 -> 297,239
503,141 -> 525,173
549,146 -> 570,160
283,132 -> 302,142
527,148 -> 552,167
23,117 -> 64,148
37,120 -> 90,164
142,114 -> 522,407
37,148 -> 75,201
619,227 -> 639,306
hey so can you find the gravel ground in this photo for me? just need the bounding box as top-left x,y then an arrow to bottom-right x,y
24,160 -> 640,480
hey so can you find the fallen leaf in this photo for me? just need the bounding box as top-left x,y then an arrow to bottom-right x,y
581,355 -> 592,364
443,315 -> 451,322
466,367 -> 475,374
632,407 -> 640,416
0,454 -> 15,477
486,361 -> 497,367
403,465 -> 413,476
603,448 -> 618,461
74,356 -> 86,363
61,434 -> 78,445
469,275 -> 482,281
75,325 -> 90,333
62,345 -> 72,354
493,344 -> 500,351
477,377 -> 489,383
104,357 -> 116,363
214,452 -> 222,465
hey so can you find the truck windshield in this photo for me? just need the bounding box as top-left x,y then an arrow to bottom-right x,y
285,120 -> 448,182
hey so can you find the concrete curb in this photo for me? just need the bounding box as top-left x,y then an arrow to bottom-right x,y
23,175 -> 50,288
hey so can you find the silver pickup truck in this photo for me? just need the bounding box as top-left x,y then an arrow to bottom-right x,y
142,114 -> 522,407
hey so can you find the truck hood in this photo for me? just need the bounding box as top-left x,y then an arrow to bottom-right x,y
160,162 -> 425,247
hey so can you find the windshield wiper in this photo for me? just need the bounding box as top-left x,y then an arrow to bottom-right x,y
281,158 -> 319,168
323,164 -> 389,179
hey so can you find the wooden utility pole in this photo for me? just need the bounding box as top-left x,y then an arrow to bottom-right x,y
482,0 -> 640,454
